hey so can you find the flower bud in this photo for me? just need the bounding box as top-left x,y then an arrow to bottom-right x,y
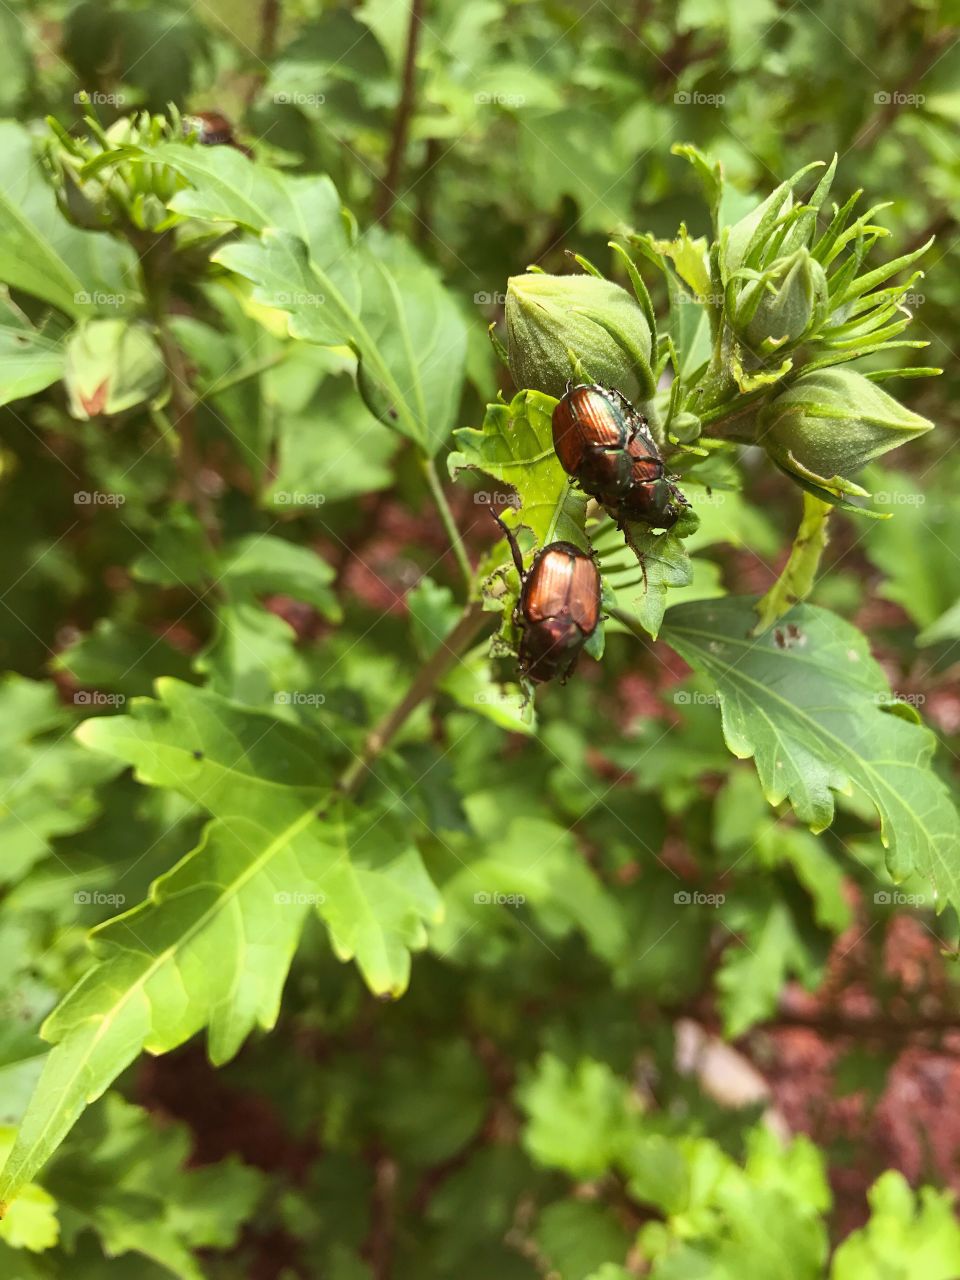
758,368 -> 933,486
733,249 -> 829,353
64,320 -> 167,419
505,273 -> 655,403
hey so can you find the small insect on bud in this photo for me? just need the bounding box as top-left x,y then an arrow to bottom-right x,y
183,111 -> 253,157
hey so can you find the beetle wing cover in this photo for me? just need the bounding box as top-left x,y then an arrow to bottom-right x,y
523,546 -> 600,634
566,552 -> 601,633
523,548 -> 575,622
552,386 -> 625,472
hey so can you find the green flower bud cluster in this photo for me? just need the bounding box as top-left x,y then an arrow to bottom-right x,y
501,156 -> 937,503
44,106 -> 193,235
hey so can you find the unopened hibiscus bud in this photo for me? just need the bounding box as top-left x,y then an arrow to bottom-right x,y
733,249 -> 829,353
759,368 -> 933,487
64,320 -> 167,419
506,273 -> 655,403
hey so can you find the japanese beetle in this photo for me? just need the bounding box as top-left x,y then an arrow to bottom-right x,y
494,513 -> 601,684
552,383 -> 688,530
183,111 -> 253,156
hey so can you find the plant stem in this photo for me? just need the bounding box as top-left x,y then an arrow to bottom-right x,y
422,455 -> 474,591
375,0 -> 425,225
752,492 -> 831,634
136,233 -> 221,547
336,601 -> 487,799
156,325 -> 221,547
259,0 -> 281,60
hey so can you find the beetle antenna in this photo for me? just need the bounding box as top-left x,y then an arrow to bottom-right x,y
490,509 -> 525,578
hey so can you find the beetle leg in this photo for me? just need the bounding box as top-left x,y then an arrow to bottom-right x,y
490,509 -> 526,578
619,519 -> 648,591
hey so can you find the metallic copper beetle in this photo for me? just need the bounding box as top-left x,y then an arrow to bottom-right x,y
182,111 -> 253,156
552,383 -> 688,530
494,513 -> 601,684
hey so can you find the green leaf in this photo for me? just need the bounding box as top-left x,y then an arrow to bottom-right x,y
0,298 -> 66,407
0,676 -> 117,886
716,898 -> 818,1037
139,143 -> 465,454
831,1172 -> 960,1280
0,123 -> 135,318
44,1094 -> 262,1277
536,1200 -> 630,1280
449,390 -> 587,551
0,681 -> 441,1206
597,517 -> 695,639
662,597 -> 960,904
0,1131 -> 57,1253
518,1055 -> 634,1179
